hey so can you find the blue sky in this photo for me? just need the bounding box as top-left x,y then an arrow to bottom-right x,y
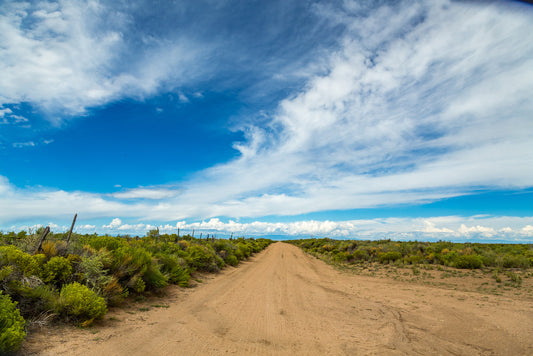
1,0 -> 533,241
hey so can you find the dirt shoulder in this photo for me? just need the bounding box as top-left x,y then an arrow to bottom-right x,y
23,242 -> 533,355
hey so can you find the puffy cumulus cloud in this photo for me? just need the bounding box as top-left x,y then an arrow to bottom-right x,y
4,215 -> 533,242
457,224 -> 496,237
103,218 -> 123,229
421,221 -> 454,234
97,218 -> 361,237
89,216 -> 533,242
0,0 -> 205,120
47,222 -> 60,229
102,218 -> 157,232
499,227 -> 513,234
522,225 -> 533,236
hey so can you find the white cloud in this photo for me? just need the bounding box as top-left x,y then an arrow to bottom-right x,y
134,0 -> 532,219
0,107 -> 13,117
0,0 -> 206,120
78,224 -> 96,230
48,222 -> 60,230
421,221 -> 454,234
111,187 -> 179,200
103,218 -> 123,229
0,176 -> 147,223
457,224 -> 496,237
91,215 -> 533,241
12,141 -> 35,148
522,225 -> 533,236
178,92 -> 189,103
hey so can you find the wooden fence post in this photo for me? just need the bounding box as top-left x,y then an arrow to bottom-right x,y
66,213 -> 77,244
35,226 -> 50,254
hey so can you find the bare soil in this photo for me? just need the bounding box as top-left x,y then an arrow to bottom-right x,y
24,242 -> 533,355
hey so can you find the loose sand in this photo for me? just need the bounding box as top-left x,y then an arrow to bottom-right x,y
24,242 -> 533,355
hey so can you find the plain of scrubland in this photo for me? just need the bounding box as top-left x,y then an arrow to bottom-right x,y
25,242 -> 533,355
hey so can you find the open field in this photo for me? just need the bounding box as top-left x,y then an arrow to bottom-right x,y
23,242 -> 533,355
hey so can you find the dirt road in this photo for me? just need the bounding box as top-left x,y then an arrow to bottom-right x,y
27,242 -> 533,355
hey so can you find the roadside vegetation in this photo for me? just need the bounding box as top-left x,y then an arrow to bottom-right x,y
290,238 -> 533,269
0,229 -> 272,353
289,238 -> 533,296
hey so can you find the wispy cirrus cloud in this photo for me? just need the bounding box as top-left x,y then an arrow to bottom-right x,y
128,0 -> 533,221
0,0 -> 334,122
0,0 -> 206,120
111,187 -> 180,200
12,141 -> 35,148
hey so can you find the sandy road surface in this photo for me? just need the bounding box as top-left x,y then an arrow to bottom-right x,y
27,242 -> 533,355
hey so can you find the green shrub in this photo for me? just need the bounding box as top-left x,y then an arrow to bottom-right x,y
502,254 -> 530,269
33,253 -> 46,267
404,254 -> 424,265
142,265 -> 168,289
155,254 -> 190,287
80,253 -> 112,293
113,246 -> 151,276
224,254 -> 239,267
58,282 -> 106,324
0,292 -> 26,353
378,251 -> 402,264
128,275 -> 146,293
454,254 -> 483,269
236,243 -> 251,259
0,266 -> 13,282
86,235 -> 126,251
352,249 -> 369,262
26,284 -> 59,315
332,251 -> 351,263
42,256 -> 73,285
186,245 -> 220,272
0,245 -> 40,277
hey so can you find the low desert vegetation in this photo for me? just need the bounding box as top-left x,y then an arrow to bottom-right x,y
0,228 -> 272,353
289,238 -> 533,294
289,238 -> 533,270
